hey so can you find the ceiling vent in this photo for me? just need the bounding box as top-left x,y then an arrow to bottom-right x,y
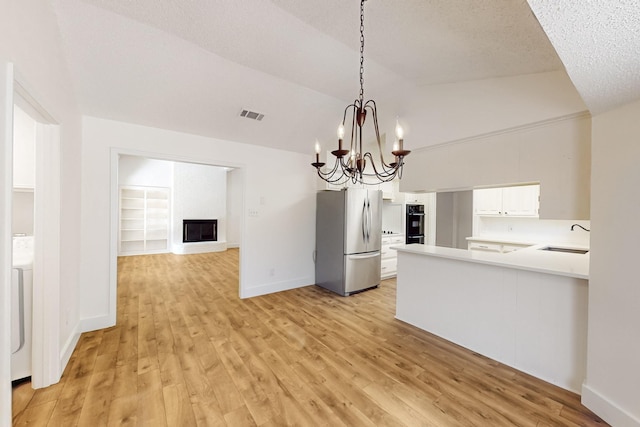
239,108 -> 264,121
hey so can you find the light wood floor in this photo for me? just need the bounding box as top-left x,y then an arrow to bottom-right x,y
13,249 -> 607,426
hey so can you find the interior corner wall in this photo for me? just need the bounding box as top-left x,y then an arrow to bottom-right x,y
400,114 -> 591,220
435,191 -> 472,249
454,191 -> 473,249
435,192 -> 454,248
582,100 -> 640,427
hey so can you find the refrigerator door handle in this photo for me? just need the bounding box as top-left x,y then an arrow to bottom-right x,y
367,199 -> 372,242
362,199 -> 367,243
348,251 -> 380,260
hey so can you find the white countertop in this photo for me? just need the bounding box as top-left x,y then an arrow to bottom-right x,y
466,236 -> 540,246
392,243 -> 589,279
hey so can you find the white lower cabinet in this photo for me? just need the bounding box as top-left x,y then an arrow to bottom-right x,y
467,241 -> 502,253
467,239 -> 532,253
381,235 -> 404,279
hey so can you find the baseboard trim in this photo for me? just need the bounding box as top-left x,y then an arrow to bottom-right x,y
59,325 -> 80,376
80,314 -> 115,333
240,277 -> 312,299
582,383 -> 640,427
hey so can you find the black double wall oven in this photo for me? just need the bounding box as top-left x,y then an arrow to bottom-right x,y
406,204 -> 425,244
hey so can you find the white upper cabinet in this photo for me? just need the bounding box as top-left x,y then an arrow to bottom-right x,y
473,184 -> 539,217
501,185 -> 540,216
474,187 -> 503,215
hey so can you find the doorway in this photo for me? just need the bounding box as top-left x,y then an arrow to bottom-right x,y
3,73 -> 63,424
12,84 -> 62,391
109,153 -> 245,324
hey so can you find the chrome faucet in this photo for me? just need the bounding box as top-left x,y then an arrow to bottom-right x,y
571,224 -> 590,232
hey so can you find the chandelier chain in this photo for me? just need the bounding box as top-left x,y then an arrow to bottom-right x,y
359,0 -> 365,102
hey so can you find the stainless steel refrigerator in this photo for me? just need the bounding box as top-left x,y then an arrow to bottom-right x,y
315,188 -> 382,296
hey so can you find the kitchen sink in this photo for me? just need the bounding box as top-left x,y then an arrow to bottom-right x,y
538,246 -> 589,254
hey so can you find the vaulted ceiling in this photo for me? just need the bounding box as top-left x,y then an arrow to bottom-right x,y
49,0 -> 640,154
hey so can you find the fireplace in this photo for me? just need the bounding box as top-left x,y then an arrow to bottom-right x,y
183,219 -> 217,243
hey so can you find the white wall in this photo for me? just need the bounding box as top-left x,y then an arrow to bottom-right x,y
80,117 -> 317,330
12,191 -> 34,235
13,105 -> 35,189
435,192 -> 454,248
400,114 -> 592,220
0,0 -> 83,408
476,217 -> 591,247
582,100 -> 640,427
395,71 -> 588,148
435,191 -> 473,249
172,162 -> 227,252
12,106 -> 36,235
118,155 -> 173,188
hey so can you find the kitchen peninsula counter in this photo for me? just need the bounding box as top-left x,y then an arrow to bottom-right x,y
392,244 -> 589,392
393,243 -> 589,279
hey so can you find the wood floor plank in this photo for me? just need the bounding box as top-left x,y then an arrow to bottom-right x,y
76,369 -> 116,427
106,395 -> 137,427
12,400 -> 57,427
12,249 -> 607,426
162,383 -> 197,426
136,368 -> 167,427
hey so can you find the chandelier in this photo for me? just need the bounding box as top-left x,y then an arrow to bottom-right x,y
312,0 -> 410,185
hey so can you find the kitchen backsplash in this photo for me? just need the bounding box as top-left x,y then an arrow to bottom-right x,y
476,217 -> 591,246
382,202 -> 403,234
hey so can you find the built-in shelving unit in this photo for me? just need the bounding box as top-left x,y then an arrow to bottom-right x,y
119,186 -> 170,255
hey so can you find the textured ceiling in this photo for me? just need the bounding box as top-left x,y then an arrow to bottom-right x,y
528,0 -> 640,115
48,0 -> 639,154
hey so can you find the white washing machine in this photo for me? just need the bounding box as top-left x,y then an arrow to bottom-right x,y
11,236 -> 33,381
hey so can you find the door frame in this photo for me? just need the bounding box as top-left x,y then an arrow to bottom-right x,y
0,60 -> 14,427
1,63 -> 63,427
13,79 -> 62,390
108,148 -> 246,329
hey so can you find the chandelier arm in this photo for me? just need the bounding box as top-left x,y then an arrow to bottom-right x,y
364,100 -> 393,169
316,157 -> 340,179
319,165 -> 350,184
361,152 -> 398,182
349,102 -> 358,161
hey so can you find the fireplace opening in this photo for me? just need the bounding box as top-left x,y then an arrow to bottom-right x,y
183,219 -> 217,243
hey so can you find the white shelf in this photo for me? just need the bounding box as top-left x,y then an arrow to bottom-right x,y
119,186 -> 170,256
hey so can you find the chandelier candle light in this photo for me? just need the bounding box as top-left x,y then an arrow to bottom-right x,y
312,0 -> 410,185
